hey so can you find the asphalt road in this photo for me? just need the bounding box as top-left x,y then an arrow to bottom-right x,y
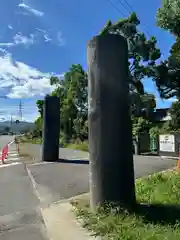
27,155 -> 176,206
19,143 -> 176,205
0,135 -> 14,150
0,164 -> 48,240
19,143 -> 88,161
0,141 -> 177,239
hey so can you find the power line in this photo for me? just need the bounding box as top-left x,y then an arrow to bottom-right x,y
106,0 -> 153,37
107,0 -> 126,17
119,0 -> 152,37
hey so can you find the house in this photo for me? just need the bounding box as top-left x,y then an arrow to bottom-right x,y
152,108 -> 171,123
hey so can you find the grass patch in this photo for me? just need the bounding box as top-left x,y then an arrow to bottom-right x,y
17,136 -> 42,144
65,141 -> 88,152
71,169 -> 180,239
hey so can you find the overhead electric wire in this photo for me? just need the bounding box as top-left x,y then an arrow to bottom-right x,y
107,0 -> 153,38
107,0 -> 126,17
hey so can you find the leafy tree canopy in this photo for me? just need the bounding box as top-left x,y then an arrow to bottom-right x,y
153,0 -> 180,99
35,13 -> 160,141
100,12 -> 161,97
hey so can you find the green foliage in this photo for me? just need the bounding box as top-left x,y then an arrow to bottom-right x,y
35,13 -> 160,143
131,92 -> 156,118
149,126 -> 160,138
100,12 -> 161,99
49,64 -> 88,141
65,141 -> 88,152
73,170 -> 180,239
156,0 -> 180,36
168,100 -> 180,130
36,100 -> 44,118
4,126 -> 10,132
132,117 -> 151,136
154,1 -> 180,99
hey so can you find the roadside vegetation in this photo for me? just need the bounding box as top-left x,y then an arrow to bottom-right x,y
21,1 -> 180,153
71,169 -> 180,239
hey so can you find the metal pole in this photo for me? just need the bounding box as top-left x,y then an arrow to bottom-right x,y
87,34 -> 136,211
42,96 -> 60,161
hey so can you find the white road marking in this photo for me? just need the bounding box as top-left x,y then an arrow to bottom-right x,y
8,140 -> 15,146
8,153 -> 19,157
0,162 -> 21,168
8,151 -> 18,154
30,162 -> 55,166
7,157 -> 20,161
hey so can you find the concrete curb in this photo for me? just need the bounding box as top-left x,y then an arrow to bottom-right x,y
26,165 -> 97,240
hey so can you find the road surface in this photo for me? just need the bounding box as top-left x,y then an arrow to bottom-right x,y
0,141 -> 177,239
0,164 -> 48,240
18,143 -> 177,205
0,135 -> 14,150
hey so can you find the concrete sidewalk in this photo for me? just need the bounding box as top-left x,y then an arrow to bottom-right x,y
0,162 -> 94,240
41,201 -> 97,240
25,163 -> 97,240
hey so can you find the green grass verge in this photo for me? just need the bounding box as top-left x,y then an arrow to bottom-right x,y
71,169 -> 180,239
17,136 -> 42,144
17,136 -> 88,151
65,142 -> 88,152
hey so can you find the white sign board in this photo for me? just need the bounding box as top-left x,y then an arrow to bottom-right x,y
159,134 -> 175,152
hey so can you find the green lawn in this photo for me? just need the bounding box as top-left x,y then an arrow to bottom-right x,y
71,169 -> 180,240
17,135 -> 88,152
65,142 -> 88,152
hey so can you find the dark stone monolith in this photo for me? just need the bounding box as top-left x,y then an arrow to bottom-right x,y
87,34 -> 136,211
42,96 -> 60,162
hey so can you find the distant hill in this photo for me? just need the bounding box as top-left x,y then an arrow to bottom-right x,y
0,121 -> 35,133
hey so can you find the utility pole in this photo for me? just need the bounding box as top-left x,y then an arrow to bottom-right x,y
18,100 -> 22,121
87,34 -> 136,211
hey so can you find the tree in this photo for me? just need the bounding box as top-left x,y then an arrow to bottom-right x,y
131,92 -> 156,118
36,100 -> 44,118
167,100 -> 180,130
50,64 -> 88,141
153,0 -> 180,99
100,12 -> 161,100
156,0 -> 180,36
4,126 -> 10,133
36,13 -> 160,142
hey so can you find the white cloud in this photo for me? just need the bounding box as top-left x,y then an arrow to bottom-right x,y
44,34 -> 52,42
0,48 -> 8,54
13,33 -> 34,47
8,25 -> 13,30
57,31 -> 65,46
0,43 -> 14,47
167,97 -> 177,102
0,33 -> 35,48
36,28 -> 46,33
0,53 -> 57,98
18,3 -> 44,17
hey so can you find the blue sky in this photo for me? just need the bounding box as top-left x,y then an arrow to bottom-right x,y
0,0 -> 175,122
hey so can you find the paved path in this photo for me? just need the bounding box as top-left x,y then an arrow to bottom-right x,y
27,155 -> 176,206
18,143 -> 177,206
0,135 -> 14,150
0,163 -> 48,240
